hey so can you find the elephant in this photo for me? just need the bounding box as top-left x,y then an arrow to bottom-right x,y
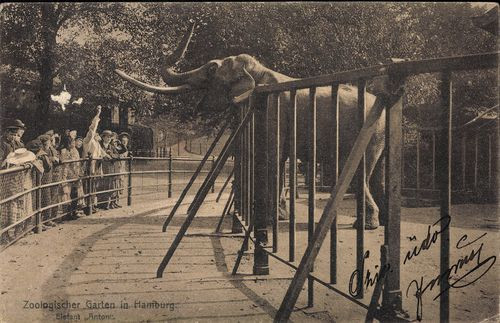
115,24 -> 387,229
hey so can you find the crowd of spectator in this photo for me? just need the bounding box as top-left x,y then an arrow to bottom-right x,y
0,106 -> 131,234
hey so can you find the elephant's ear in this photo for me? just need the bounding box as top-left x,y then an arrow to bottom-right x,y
231,67 -> 255,104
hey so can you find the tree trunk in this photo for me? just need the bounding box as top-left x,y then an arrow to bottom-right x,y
35,4 -> 59,134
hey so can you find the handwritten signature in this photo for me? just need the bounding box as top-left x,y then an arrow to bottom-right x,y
346,215 -> 495,321
404,215 -> 450,265
406,231 -> 496,321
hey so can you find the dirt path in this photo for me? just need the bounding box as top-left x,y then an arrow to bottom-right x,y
0,194 -> 498,322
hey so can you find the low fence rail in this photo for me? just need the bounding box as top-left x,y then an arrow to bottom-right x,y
0,154 -> 233,251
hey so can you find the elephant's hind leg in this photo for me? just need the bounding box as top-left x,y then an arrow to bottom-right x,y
353,134 -> 385,230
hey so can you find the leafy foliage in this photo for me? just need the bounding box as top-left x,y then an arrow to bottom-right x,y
0,3 -> 497,140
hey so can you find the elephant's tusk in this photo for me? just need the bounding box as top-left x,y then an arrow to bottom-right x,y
232,89 -> 254,104
114,69 -> 193,94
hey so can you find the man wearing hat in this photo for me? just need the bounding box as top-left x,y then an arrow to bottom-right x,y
12,119 -> 26,148
0,121 -> 24,166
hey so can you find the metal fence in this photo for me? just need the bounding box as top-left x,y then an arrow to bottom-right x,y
0,154 -> 233,251
402,112 -> 498,206
227,52 -> 498,322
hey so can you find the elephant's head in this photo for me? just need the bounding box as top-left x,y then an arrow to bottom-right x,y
115,23 -> 257,113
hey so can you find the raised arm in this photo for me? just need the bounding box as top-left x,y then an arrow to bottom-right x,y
83,106 -> 102,144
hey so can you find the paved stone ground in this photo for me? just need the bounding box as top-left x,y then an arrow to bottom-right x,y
0,192 -> 498,323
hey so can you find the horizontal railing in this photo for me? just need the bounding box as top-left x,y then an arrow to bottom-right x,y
0,154 -> 233,251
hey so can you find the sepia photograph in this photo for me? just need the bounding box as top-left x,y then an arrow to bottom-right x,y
0,2 -> 498,322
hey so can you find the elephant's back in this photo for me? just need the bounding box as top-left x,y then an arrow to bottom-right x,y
294,85 -> 378,163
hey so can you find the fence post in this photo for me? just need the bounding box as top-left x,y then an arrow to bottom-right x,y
211,155 -> 216,193
253,92 -> 269,275
34,170 -> 42,233
168,148 -> 173,198
128,155 -> 133,206
85,154 -> 93,215
381,84 -> 405,318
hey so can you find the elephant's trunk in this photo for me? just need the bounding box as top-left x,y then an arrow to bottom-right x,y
159,65 -> 210,87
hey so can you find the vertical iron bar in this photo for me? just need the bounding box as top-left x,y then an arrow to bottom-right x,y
308,87 -> 317,307
488,134 -> 492,189
271,93 -> 280,253
461,134 -> 466,190
330,83 -> 339,284
356,79 -> 366,299
432,130 -> 436,190
240,105 -> 246,224
253,93 -> 270,275
289,90 -> 297,262
438,71 -> 452,323
85,155 -> 93,215
416,131 -> 420,203
127,156 -> 133,206
168,149 -> 173,198
381,87 -> 405,316
474,133 -> 478,191
245,100 -> 251,225
249,105 -> 255,229
35,171 -> 42,233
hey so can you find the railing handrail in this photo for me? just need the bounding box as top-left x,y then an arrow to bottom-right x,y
255,51 -> 498,93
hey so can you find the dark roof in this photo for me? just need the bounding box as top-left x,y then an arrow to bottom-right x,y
472,6 -> 498,35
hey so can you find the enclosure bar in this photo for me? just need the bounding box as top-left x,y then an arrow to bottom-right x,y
474,133 -> 478,191
34,171 -> 42,234
216,169 -> 234,203
488,134 -> 492,189
289,90 -> 297,262
85,156 -> 94,214
271,93 -> 280,253
356,79 -> 367,299
216,187 -> 234,233
253,92 -> 270,275
161,121 -> 229,232
432,131 -> 436,190
460,134 -> 466,190
274,93 -> 388,323
249,107 -> 255,229
157,106 -> 255,278
438,71 -> 452,323
307,86 -> 317,307
330,83 -> 339,284
241,105 -> 246,224
168,149 -> 173,198
366,244 -> 390,323
247,101 -> 252,226
381,91 -> 405,316
256,52 -> 498,94
416,131 -> 420,203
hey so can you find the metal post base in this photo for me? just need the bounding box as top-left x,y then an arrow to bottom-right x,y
253,228 -> 269,275
379,290 -> 409,322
